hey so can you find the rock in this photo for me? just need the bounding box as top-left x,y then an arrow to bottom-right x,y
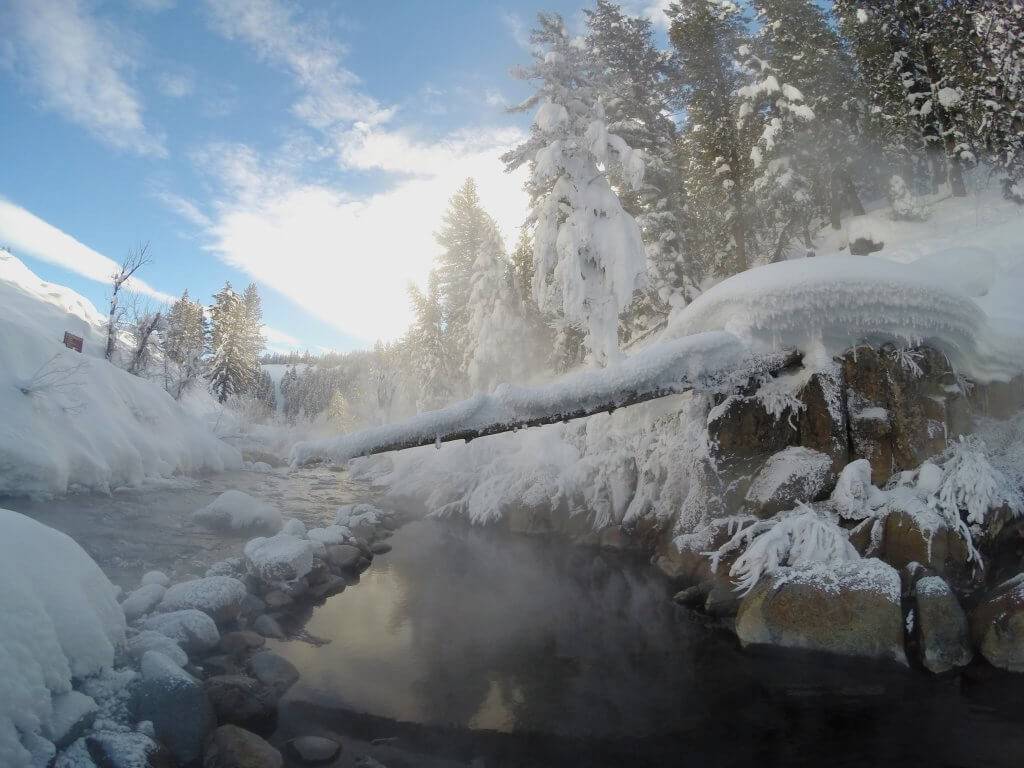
206,558 -> 245,578
159,577 -> 248,624
127,630 -> 189,667
744,446 -> 836,516
707,394 -> 797,462
136,651 -> 215,765
203,675 -> 277,732
281,518 -> 307,537
86,731 -> 176,768
915,576 -> 972,673
220,630 -> 265,657
122,583 -> 167,622
704,578 -> 742,618
141,609 -> 220,655
244,534 -> 317,583
252,614 -> 285,640
672,586 -> 704,607
970,579 -> 1024,672
309,575 -> 347,600
848,235 -> 884,256
323,544 -> 364,570
263,590 -> 293,609
736,560 -> 907,664
370,541 -> 393,555
201,654 -> 241,678
44,690 -> 97,749
142,571 -> 171,587
796,366 -> 849,469
287,735 -> 342,765
239,594 -> 266,619
248,651 -> 299,695
307,525 -> 352,546
203,725 -> 283,768
881,508 -> 973,587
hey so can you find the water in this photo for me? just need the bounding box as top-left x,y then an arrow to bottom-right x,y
271,519 -> 1024,767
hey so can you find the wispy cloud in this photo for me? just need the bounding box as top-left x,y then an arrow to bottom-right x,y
153,190 -> 212,228
263,324 -> 302,352
203,0 -> 393,130
1,0 -> 166,157
500,11 -> 531,50
0,197 -> 175,303
156,71 -> 195,99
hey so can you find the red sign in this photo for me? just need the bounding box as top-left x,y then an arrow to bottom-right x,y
63,332 -> 83,353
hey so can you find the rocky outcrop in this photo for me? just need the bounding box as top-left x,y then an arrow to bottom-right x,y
735,560 -> 906,664
880,509 -> 975,588
744,446 -> 835,517
914,576 -> 973,673
970,580 -> 1024,672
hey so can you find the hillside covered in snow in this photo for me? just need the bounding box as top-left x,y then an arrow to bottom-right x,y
0,251 -> 240,497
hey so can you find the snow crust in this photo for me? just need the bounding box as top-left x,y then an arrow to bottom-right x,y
0,508 -> 125,768
0,251 -> 241,497
192,490 -> 282,532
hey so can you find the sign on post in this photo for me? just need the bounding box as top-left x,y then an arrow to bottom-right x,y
62,332 -> 83,353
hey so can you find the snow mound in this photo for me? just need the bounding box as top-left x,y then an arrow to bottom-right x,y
0,251 -> 241,497
0,508 -> 125,768
192,490 -> 282,532
307,524 -> 353,545
138,609 -> 219,654
158,577 -> 247,622
243,533 -> 318,583
664,255 -> 1024,383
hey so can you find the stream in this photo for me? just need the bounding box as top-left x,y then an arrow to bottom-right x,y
4,469 -> 1024,767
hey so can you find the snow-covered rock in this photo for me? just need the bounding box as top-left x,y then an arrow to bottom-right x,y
307,524 -> 353,545
42,691 -> 97,750
121,583 -> 166,622
281,518 -> 307,537
139,609 -> 219,654
244,534 -> 317,584
0,508 -> 125,768
970,580 -> 1024,672
745,446 -> 835,516
158,576 -> 248,624
136,651 -> 214,765
0,251 -> 241,497
915,576 -> 972,674
193,490 -> 283,533
126,630 -> 189,668
140,570 -> 170,587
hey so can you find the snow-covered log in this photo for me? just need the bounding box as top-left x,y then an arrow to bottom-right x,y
291,331 -> 796,466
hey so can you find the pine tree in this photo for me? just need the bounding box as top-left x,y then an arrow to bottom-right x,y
667,0 -> 753,278
240,283 -> 266,394
503,12 -> 647,365
407,274 -> 458,410
164,290 -> 208,399
585,0 -> 691,332
208,283 -> 248,403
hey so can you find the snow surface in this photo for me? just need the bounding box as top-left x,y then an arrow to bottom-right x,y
192,489 -> 282,532
0,508 -> 125,768
243,533 -> 318,583
0,250 -> 241,497
158,576 -> 247,618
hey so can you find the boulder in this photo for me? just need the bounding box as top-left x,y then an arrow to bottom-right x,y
744,446 -> 836,516
159,577 -> 248,624
86,731 -> 176,768
244,534 -> 316,584
880,508 -> 974,587
914,576 -> 972,674
136,650 -> 215,765
287,736 -> 342,765
248,651 -> 299,696
252,614 -> 285,640
122,584 -> 167,622
219,630 -> 265,657
370,541 -> 393,555
707,394 -> 798,463
970,579 -> 1024,672
141,571 -> 171,587
323,544 -> 363,570
127,630 -> 189,668
203,675 -> 277,732
796,366 -> 848,469
141,609 -> 220,655
203,725 -> 282,768
44,690 -> 97,749
672,586 -> 704,607
736,560 -> 907,664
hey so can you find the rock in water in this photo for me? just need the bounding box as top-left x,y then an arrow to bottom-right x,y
140,609 -> 220,654
287,735 -> 342,764
248,651 -> 299,695
219,630 -> 265,657
122,583 -> 167,622
914,576 -> 973,674
136,651 -> 215,765
203,725 -> 282,768
159,577 -> 248,624
86,730 -> 176,768
736,559 -> 907,664
127,630 -> 189,668
970,579 -> 1024,672
203,675 -> 277,732
252,614 -> 286,640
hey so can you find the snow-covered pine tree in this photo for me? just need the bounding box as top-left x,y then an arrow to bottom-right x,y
750,0 -> 868,230
208,282 -> 248,404
407,273 -> 459,410
667,0 -> 753,278
252,370 -> 276,414
464,218 -> 534,393
735,44 -> 817,262
503,12 -> 647,366
369,340 -> 400,423
584,0 -> 691,334
240,283 -> 266,394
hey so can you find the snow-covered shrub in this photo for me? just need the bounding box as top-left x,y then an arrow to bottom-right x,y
0,508 -> 125,768
888,175 -> 931,221
931,436 -> 1023,532
712,505 -> 860,594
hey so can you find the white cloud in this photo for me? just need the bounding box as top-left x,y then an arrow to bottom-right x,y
500,11 -> 531,50
263,324 -> 301,352
203,0 -> 392,130
0,197 -> 175,303
199,127 -> 528,345
154,190 -> 212,228
1,0 -> 165,157
156,71 -> 194,99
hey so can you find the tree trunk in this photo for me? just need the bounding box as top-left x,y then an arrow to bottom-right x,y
728,148 -> 748,273
829,171 -> 843,230
105,294 -> 118,361
128,312 -> 161,375
841,170 -> 866,216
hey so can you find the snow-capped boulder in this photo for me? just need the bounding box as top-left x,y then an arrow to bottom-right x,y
43,691 -> 97,750
136,651 -> 214,765
795,367 -> 849,468
126,630 -> 189,668
735,559 -> 907,664
244,534 -> 317,584
307,524 -> 352,546
0,508 -> 125,768
970,579 -> 1024,672
159,577 -> 247,625
84,730 -> 173,768
334,503 -> 387,539
193,490 -> 282,533
281,518 -> 307,538
881,506 -> 973,587
745,447 -> 835,516
140,609 -> 220,654
141,571 -> 170,587
121,583 -> 167,622
914,576 -> 972,674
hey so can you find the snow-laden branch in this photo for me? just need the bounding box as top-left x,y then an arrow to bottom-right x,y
291,331 -> 796,467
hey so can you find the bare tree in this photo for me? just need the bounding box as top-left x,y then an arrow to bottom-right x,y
127,306 -> 163,376
106,243 -> 152,361
18,353 -> 88,414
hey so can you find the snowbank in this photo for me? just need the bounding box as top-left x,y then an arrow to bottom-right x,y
0,508 -> 125,767
0,251 -> 241,496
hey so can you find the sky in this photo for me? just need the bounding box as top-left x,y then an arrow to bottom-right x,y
0,0 -> 670,353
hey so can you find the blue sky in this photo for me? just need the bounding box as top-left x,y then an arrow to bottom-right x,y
0,0 -> 669,352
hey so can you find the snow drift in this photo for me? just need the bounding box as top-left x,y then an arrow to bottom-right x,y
0,251 -> 240,496
0,508 -> 125,767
